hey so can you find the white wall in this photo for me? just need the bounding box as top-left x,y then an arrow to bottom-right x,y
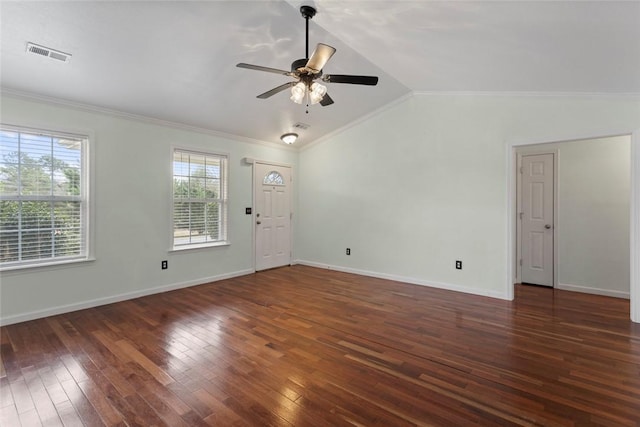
2,93 -> 639,324
518,136 -> 631,297
296,94 -> 640,298
0,95 -> 298,324
558,137 -> 631,297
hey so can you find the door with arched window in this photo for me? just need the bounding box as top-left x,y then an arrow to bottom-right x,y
254,163 -> 292,270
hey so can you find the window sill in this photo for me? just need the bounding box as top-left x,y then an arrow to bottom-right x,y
169,241 -> 230,253
0,257 -> 96,274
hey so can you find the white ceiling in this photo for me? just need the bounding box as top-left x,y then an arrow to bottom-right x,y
1,1 -> 639,147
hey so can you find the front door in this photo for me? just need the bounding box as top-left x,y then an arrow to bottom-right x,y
521,153 -> 554,287
254,163 -> 291,271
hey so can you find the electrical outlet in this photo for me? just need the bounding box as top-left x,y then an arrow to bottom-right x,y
161,260 -> 168,270
455,260 -> 462,270
346,248 -> 351,256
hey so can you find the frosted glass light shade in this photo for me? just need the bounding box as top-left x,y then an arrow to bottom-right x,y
280,133 -> 298,144
290,82 -> 306,104
309,82 -> 327,105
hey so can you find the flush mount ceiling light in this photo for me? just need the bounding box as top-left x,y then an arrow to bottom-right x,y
281,133 -> 298,144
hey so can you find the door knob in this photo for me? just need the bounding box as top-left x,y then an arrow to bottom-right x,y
544,224 -> 552,229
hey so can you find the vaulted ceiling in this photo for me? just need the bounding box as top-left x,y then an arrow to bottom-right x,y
1,1 -> 639,147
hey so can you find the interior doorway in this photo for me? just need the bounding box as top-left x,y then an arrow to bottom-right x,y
508,130 -> 639,323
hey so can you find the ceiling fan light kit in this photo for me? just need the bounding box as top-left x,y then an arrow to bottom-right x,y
308,82 -> 327,104
236,5 -> 379,109
290,82 -> 306,104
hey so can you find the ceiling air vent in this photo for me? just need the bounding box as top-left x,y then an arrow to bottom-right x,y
293,122 -> 310,130
26,42 -> 71,63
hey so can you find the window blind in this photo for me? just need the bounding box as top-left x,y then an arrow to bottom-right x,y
172,149 -> 228,248
0,127 -> 87,268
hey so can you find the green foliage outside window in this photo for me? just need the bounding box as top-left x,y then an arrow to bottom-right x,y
0,131 -> 84,265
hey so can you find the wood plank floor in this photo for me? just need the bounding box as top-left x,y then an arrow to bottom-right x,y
1,265 -> 639,426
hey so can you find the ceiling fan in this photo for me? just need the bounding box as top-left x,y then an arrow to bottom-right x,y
236,5 -> 378,108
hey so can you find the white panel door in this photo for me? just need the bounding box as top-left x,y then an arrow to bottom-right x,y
521,153 -> 554,286
255,163 -> 291,271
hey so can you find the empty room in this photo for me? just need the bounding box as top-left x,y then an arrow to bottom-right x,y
1,1 -> 640,426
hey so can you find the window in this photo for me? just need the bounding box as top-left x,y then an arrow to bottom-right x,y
172,149 -> 228,249
263,171 -> 284,185
0,126 -> 88,269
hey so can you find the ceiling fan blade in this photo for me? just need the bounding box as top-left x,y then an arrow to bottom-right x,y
319,93 -> 334,106
237,63 -> 292,76
323,74 -> 379,86
256,82 -> 295,99
305,43 -> 336,73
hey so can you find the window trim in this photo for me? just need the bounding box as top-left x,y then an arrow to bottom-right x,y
170,147 -> 230,251
0,123 -> 93,271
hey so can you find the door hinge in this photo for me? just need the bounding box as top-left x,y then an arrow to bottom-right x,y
519,166 -> 523,174
519,259 -> 523,266
519,212 -> 524,220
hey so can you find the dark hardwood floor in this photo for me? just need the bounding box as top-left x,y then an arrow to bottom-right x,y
1,265 -> 639,426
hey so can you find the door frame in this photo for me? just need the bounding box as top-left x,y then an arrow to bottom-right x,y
506,128 -> 640,323
516,149 -> 558,287
245,158 -> 294,271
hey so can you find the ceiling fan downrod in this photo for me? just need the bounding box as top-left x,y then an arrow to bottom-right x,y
300,5 -> 316,59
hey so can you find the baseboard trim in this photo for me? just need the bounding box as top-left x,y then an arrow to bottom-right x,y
556,283 -> 630,299
294,260 -> 507,300
0,268 -> 255,326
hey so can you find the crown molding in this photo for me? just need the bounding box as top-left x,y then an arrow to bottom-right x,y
4,88 -> 638,155
299,91 -> 414,152
412,90 -> 640,99
300,90 -> 640,151
0,88 -> 296,152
